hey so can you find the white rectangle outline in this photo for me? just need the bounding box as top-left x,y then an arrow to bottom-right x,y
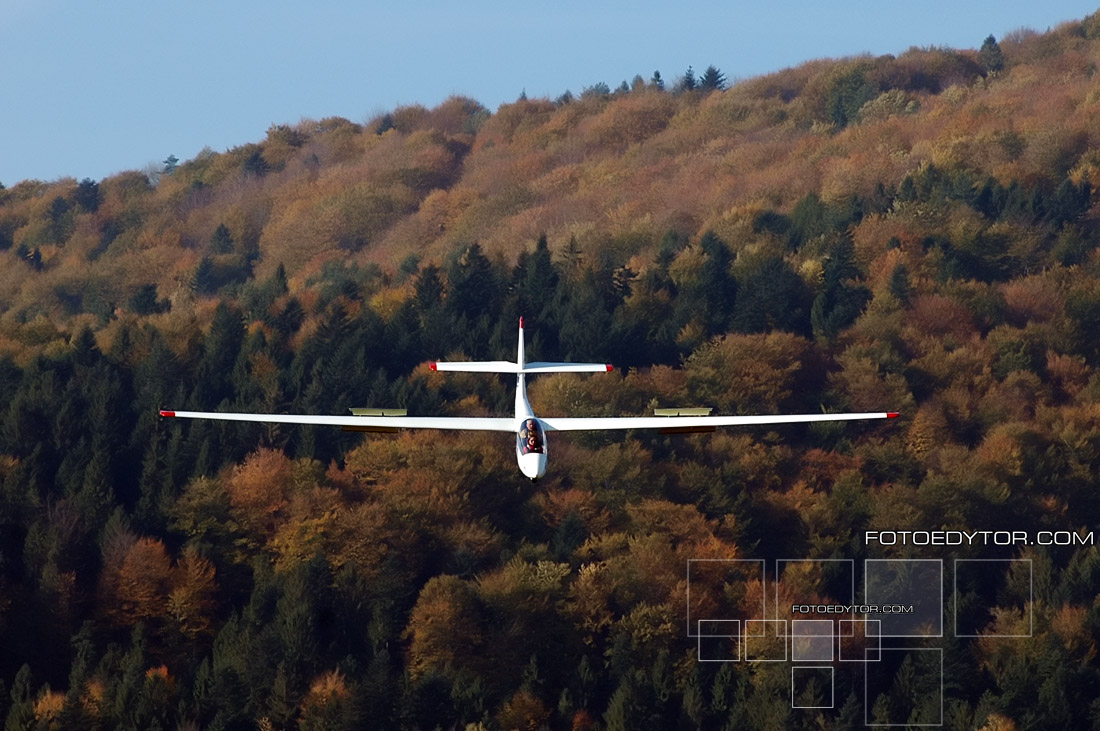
792,619 -> 835,663
838,618 -> 882,662
864,647 -> 943,727
697,619 -> 740,662
952,558 -> 1033,638
864,558 -> 943,638
686,559 -> 766,638
791,665 -> 834,709
775,558 -> 855,622
743,619 -> 788,662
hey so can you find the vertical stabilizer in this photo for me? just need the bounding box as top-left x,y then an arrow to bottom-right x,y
517,316 -> 526,369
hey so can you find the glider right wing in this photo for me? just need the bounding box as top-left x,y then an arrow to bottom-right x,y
159,410 -> 516,432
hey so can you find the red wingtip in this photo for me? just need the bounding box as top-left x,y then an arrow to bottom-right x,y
886,412 -> 899,419
606,364 -> 614,372
429,362 -> 437,371
519,316 -> 524,328
160,410 -> 175,418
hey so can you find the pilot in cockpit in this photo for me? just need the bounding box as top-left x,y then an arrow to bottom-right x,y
520,418 -> 543,453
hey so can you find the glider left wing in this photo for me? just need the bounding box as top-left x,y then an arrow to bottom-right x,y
540,412 -> 898,431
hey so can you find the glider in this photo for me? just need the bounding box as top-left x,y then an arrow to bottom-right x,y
161,318 -> 897,480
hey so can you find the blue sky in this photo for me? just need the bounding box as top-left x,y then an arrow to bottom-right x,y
2,1 -> 1097,185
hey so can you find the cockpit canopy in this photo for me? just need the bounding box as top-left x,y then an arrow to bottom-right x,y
518,418 -> 545,454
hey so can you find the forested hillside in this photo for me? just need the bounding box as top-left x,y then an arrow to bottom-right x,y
2,15 -> 1100,730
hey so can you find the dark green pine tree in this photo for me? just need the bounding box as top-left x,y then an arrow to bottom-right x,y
135,438 -> 168,530
267,662 -> 299,729
415,264 -> 445,314
210,223 -> 234,254
243,149 -> 270,177
47,196 -> 71,243
276,557 -> 333,683
788,192 -> 831,249
731,256 -> 813,336
825,67 -> 874,128
195,303 -> 245,409
243,263 -> 289,322
810,238 -> 871,340
604,679 -> 641,731
128,283 -> 162,315
888,263 -> 911,305
5,665 -> 35,731
695,231 -> 738,334
273,296 -> 305,337
1048,178 -> 1091,228
192,256 -> 218,295
73,178 -> 100,212
72,448 -> 116,533
979,35 -> 1005,75
559,269 -> 614,361
525,235 -> 559,307
446,243 -> 500,323
550,511 -> 588,562
362,648 -> 398,726
404,673 -> 457,731
679,66 -> 696,92
521,234 -> 563,351
57,623 -> 97,729
698,65 -> 727,91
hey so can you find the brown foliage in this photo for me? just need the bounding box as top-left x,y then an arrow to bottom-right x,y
225,448 -> 294,539
167,545 -> 217,640
905,293 -> 978,344
1000,275 -> 1063,325
404,575 -> 485,680
684,332 -> 820,414
533,488 -> 611,535
497,689 -> 551,731
1046,351 -> 1090,399
302,669 -> 350,711
34,690 -> 66,724
906,402 -> 950,459
584,93 -> 677,149
114,537 -> 173,624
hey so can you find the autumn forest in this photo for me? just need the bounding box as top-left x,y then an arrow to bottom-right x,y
2,15 -> 1100,730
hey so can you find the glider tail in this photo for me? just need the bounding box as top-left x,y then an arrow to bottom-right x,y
428,317 -> 613,374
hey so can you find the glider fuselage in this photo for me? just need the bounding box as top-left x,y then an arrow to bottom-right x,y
514,373 -> 547,480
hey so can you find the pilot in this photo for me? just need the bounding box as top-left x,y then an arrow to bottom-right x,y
521,419 -> 542,453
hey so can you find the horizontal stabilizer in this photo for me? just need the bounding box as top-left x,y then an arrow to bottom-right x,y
523,362 -> 613,373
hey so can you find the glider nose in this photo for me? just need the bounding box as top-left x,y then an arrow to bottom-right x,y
519,452 -> 546,481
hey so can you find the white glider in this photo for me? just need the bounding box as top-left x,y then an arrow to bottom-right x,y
161,317 -> 897,480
